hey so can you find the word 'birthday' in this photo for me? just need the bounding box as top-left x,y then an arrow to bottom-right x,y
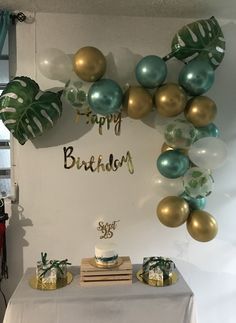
78,111 -> 122,135
63,146 -> 134,174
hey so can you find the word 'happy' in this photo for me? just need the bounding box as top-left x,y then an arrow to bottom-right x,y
63,146 -> 134,174
78,111 -> 122,135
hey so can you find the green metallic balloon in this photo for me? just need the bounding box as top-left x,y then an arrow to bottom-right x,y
179,59 -> 215,96
135,55 -> 167,89
180,192 -> 206,210
195,123 -> 219,141
88,78 -> 123,116
156,150 -> 190,179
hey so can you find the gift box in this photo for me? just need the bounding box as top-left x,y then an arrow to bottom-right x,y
142,256 -> 175,286
36,253 -> 70,285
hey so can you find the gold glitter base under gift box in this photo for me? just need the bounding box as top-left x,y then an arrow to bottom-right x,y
80,256 -> 132,287
136,269 -> 178,287
29,272 -> 73,291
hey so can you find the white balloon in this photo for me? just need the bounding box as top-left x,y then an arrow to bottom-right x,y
152,173 -> 184,196
37,48 -> 73,83
189,137 -> 228,169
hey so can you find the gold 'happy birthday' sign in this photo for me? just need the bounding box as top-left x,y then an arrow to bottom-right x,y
63,146 -> 134,174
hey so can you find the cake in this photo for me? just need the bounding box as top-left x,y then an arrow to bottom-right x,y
95,242 -> 118,267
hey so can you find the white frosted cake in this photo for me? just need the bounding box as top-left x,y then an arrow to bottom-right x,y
95,242 -> 118,267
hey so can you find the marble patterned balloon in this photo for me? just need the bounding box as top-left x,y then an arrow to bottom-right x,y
63,77 -> 91,113
164,119 -> 196,149
183,167 -> 214,198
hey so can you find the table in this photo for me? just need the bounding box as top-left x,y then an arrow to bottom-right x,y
3,265 -> 198,323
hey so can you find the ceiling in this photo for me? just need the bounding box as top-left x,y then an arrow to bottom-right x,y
1,0 -> 236,19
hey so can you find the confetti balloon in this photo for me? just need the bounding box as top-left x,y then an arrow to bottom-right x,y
183,167 -> 214,198
164,119 -> 196,149
63,75 -> 91,113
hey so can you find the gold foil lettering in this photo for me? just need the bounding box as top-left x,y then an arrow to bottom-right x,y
97,220 -> 120,239
63,147 -> 134,174
77,111 -> 122,135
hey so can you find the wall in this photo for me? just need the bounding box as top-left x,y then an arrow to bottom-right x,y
1,13 -> 236,323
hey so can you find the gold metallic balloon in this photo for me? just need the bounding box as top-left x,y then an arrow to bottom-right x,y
73,46 -> 106,82
185,96 -> 217,127
187,210 -> 218,242
154,83 -> 187,117
123,86 -> 152,119
156,196 -> 190,228
161,142 -> 188,155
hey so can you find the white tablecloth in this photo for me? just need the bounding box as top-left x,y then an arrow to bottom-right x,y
3,265 -> 198,323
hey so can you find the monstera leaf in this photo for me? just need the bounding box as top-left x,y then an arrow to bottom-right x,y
171,16 -> 225,69
0,76 -> 62,145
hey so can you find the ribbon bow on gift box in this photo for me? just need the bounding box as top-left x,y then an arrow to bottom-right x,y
39,252 -> 71,278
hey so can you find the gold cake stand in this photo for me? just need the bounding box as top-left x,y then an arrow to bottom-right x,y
89,257 -> 123,269
136,269 -> 178,287
29,272 -> 73,291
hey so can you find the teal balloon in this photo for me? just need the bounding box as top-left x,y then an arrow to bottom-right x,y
135,55 -> 167,89
88,78 -> 123,115
179,59 -> 215,96
156,150 -> 190,179
195,123 -> 219,141
180,192 -> 206,210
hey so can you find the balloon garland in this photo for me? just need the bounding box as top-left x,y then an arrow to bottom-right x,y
0,16 -> 227,242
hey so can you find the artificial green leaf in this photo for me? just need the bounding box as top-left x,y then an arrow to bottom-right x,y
175,129 -> 182,138
192,171 -> 203,178
189,179 -> 198,188
171,16 -> 225,69
77,90 -> 86,103
0,76 -> 62,145
166,124 -> 175,132
200,176 -> 208,186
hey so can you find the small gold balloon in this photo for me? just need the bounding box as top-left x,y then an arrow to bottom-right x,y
154,83 -> 187,117
73,46 -> 106,82
185,96 -> 217,127
156,196 -> 190,228
161,142 -> 174,153
123,86 -> 152,119
187,210 -> 218,242
161,142 -> 188,155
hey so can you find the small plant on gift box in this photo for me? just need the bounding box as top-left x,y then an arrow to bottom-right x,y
37,252 -> 71,281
